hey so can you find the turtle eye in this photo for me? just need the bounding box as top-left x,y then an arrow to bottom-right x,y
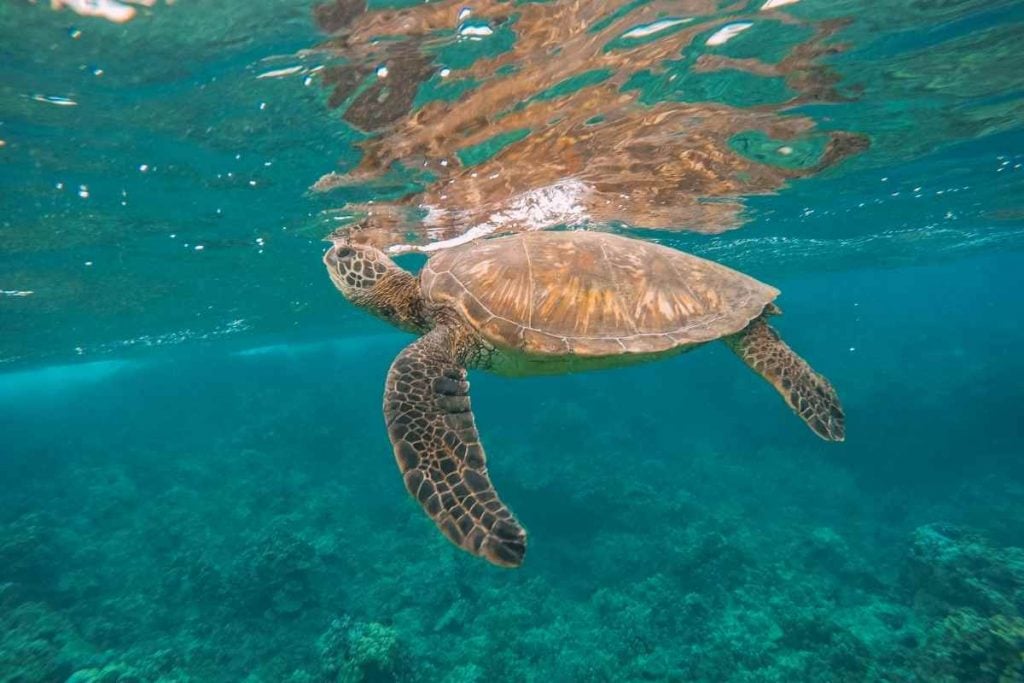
335,246 -> 354,259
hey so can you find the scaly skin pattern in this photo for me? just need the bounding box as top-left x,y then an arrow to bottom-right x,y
324,243 -> 432,333
324,238 -> 845,567
383,318 -> 527,567
725,317 -> 845,441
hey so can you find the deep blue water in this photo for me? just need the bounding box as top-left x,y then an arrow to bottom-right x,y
2,1 -> 1024,681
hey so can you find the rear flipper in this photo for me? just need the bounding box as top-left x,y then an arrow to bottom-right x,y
725,317 -> 845,442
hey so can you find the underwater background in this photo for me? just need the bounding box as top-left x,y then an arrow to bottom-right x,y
2,0 -> 1024,681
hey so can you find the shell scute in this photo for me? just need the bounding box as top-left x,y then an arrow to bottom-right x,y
521,329 -> 568,355
422,231 -> 778,356
480,317 -> 525,347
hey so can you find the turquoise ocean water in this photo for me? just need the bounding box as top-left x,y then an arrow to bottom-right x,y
2,0 -> 1024,680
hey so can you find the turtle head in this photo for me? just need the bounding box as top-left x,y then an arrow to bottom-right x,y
324,239 -> 396,298
324,239 -> 429,333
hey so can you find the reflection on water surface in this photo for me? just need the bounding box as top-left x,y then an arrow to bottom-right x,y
1,0 -> 1022,367
311,0 -> 868,248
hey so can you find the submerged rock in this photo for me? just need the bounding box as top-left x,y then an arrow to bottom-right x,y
317,616 -> 405,682
0,600 -> 82,683
917,610 -> 1024,682
232,524 -> 321,619
906,523 -> 1024,616
906,524 -> 1024,682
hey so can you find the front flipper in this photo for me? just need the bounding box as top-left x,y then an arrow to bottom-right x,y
384,324 -> 527,567
726,317 -> 846,442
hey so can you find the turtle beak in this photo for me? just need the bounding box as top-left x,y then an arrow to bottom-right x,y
323,243 -> 342,269
323,244 -> 339,268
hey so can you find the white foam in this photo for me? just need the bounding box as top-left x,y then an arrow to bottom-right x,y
621,18 -> 693,40
491,178 -> 589,229
393,224 -> 497,254
257,66 -> 303,80
53,0 -> 136,23
459,24 -> 493,38
706,22 -> 754,46
390,179 -> 590,254
33,95 -> 77,107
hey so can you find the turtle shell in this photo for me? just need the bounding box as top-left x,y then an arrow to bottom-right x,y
420,231 -> 779,357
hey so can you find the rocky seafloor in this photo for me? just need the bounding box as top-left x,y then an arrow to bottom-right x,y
2,321 -> 1023,682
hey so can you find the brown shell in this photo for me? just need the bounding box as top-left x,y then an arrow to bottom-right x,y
420,231 -> 779,357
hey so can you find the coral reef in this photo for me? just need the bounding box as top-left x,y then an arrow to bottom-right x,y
1,340 -> 1022,681
0,595 -> 83,683
318,617 -> 405,682
906,523 -> 1024,617
232,523 -> 322,619
905,524 -> 1024,682
0,513 -> 61,598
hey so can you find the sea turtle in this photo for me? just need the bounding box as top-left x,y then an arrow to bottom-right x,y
324,230 -> 844,567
